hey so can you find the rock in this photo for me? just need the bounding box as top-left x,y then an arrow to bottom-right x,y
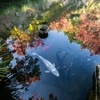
1,15 -> 11,29
25,11 -> 33,17
11,15 -> 21,26
0,23 -> 6,33
16,12 -> 25,19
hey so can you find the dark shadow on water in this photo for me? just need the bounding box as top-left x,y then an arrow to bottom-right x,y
39,33 -> 48,39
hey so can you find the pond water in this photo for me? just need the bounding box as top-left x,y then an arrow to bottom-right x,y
1,30 -> 99,100
21,31 -> 96,100
0,0 -> 100,100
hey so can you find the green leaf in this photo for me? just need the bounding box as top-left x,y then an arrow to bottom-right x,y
0,75 -> 8,78
0,43 -> 6,48
0,72 -> 6,74
0,58 -> 13,66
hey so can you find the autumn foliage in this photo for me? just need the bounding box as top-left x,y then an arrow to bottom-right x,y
49,8 -> 100,56
74,10 -> 100,55
49,15 -> 74,33
10,26 -> 45,56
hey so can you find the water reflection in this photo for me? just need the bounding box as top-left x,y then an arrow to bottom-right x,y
0,0 -> 100,100
4,54 -> 41,99
9,25 -> 45,55
21,91 -> 58,100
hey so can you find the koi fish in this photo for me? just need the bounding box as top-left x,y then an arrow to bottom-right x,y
56,50 -> 68,69
42,44 -> 51,50
65,57 -> 74,83
32,53 -> 59,77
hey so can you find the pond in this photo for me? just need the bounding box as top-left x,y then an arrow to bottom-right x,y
15,30 -> 97,100
0,0 -> 100,100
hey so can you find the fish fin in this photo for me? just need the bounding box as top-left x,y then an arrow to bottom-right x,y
52,63 -> 55,67
45,70 -> 50,73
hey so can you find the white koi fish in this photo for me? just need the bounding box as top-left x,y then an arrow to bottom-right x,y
32,53 -> 60,77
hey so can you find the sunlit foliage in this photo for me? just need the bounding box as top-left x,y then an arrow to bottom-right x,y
10,16 -> 46,56
74,9 -> 100,55
49,15 -> 74,33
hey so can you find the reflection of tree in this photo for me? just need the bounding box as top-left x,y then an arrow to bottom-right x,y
10,26 -> 31,56
74,10 -> 100,56
64,31 -> 76,43
49,12 -> 79,43
49,15 -> 73,33
28,92 -> 58,100
48,93 -> 58,100
10,26 -> 45,56
5,54 -> 41,99
0,78 -> 14,100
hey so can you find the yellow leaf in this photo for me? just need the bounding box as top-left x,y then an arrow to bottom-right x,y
14,26 -> 18,32
70,25 -> 73,29
36,21 -> 39,24
10,29 -> 15,34
60,3 -> 63,7
28,24 -> 33,31
65,30 -> 68,32
17,38 -> 20,41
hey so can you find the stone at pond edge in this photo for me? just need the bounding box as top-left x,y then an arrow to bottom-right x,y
0,23 -> 6,33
